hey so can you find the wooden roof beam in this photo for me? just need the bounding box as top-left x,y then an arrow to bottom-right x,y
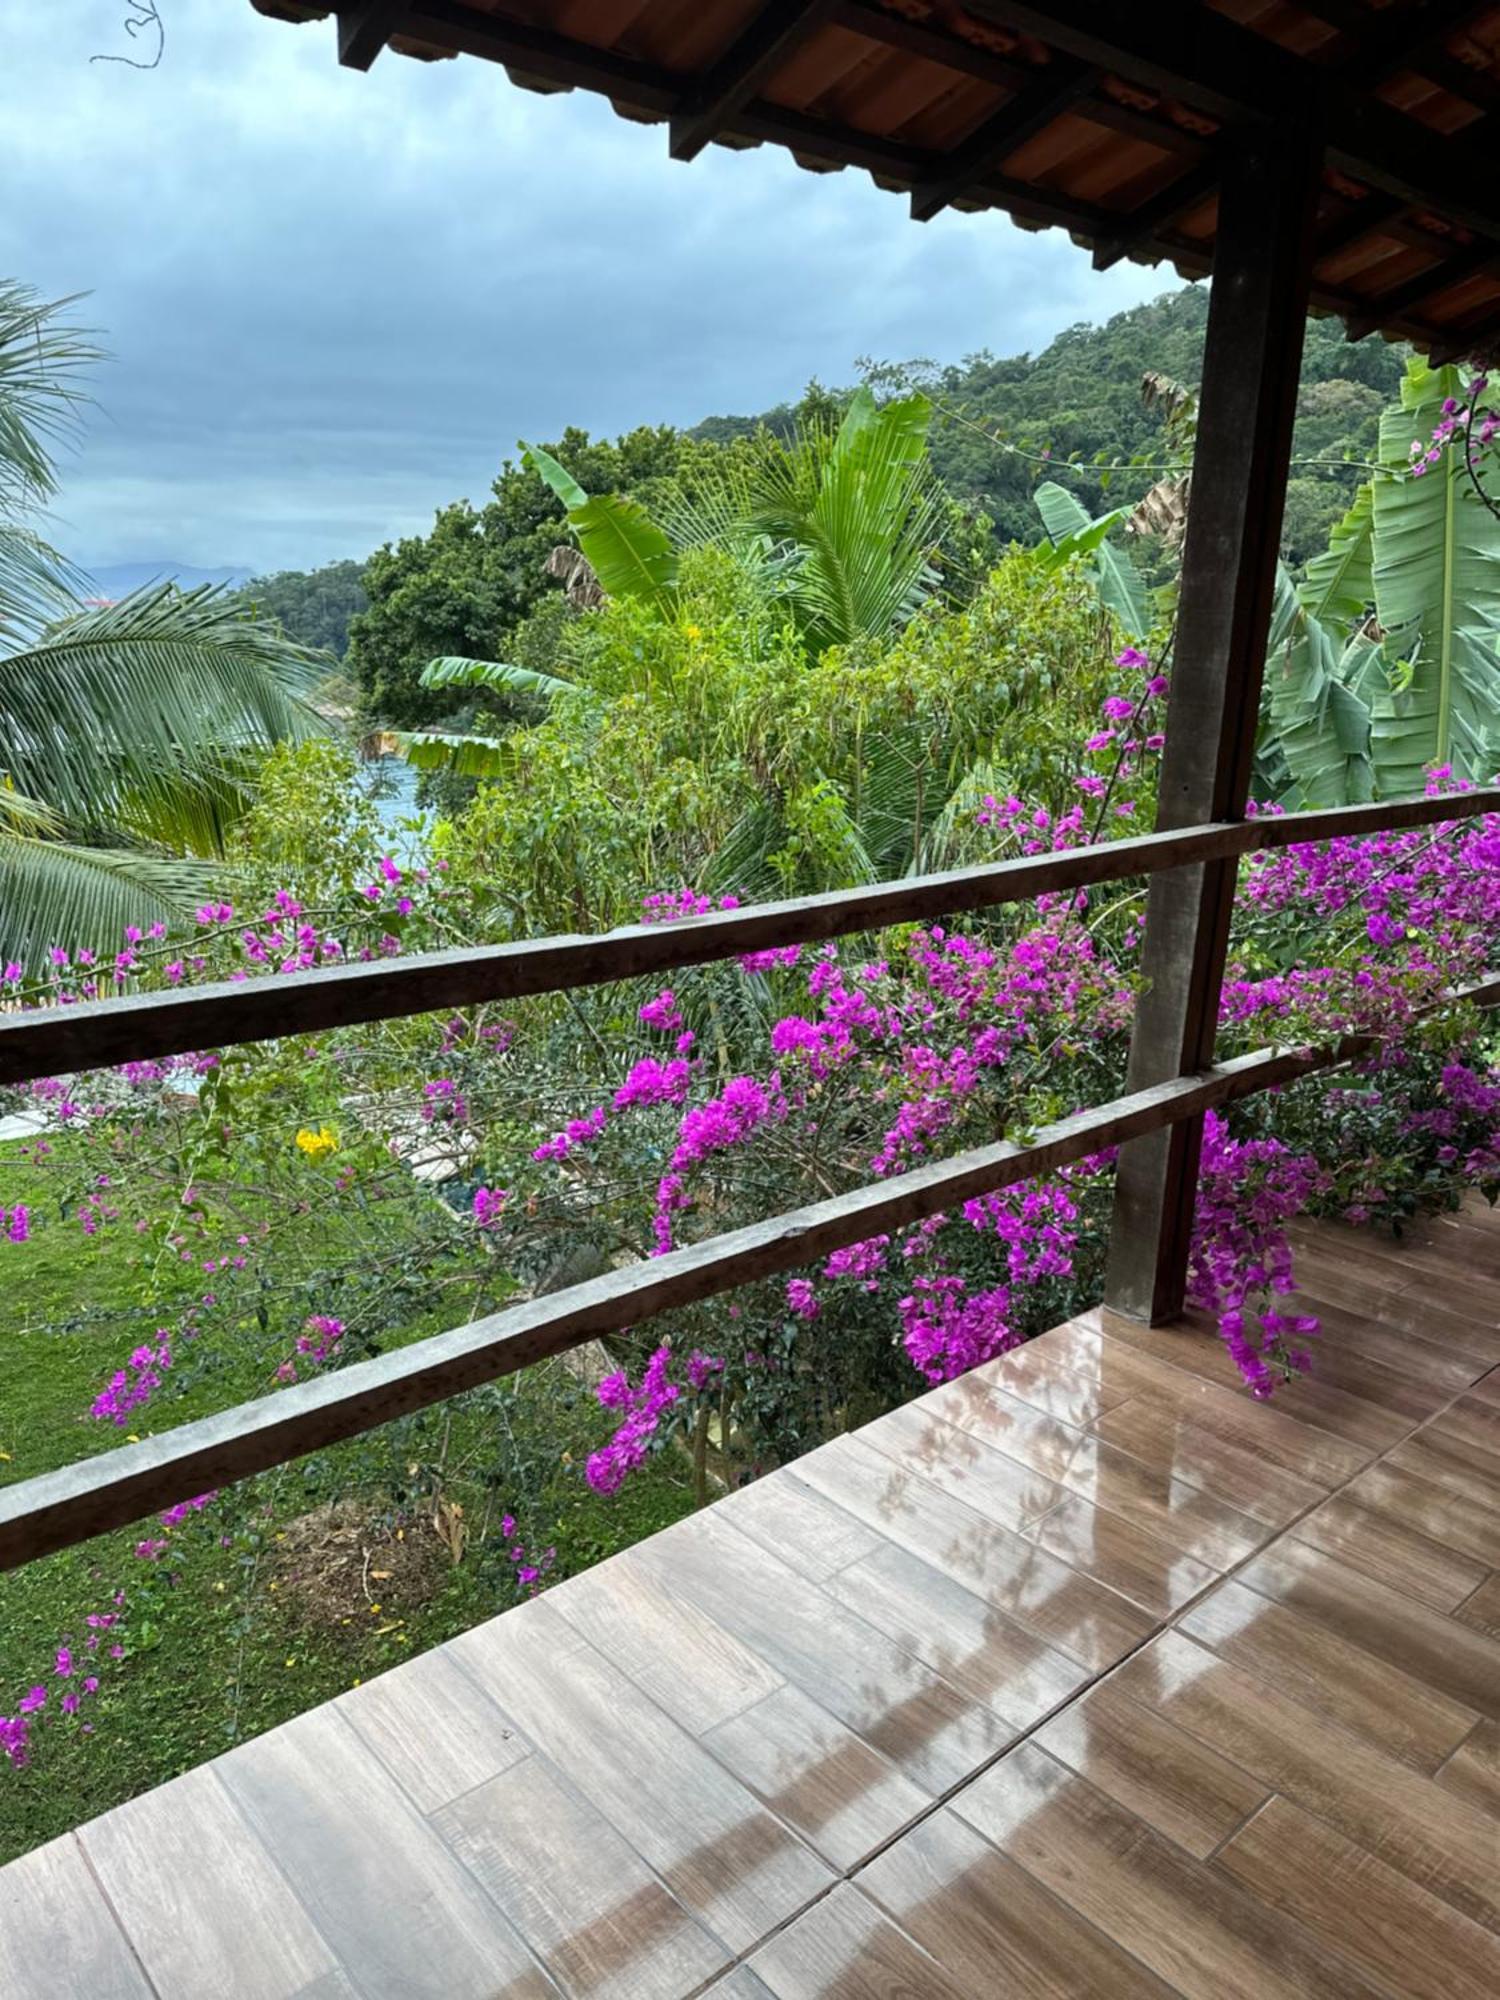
1092,156 -> 1220,271
968,1 -> 1500,251
336,0 -> 407,70
910,58 -> 1099,221
670,0 -> 838,162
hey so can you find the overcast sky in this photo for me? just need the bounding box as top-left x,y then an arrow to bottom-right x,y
6,3 -> 1175,577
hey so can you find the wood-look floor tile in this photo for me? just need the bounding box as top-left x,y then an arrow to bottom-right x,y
1032,1678 -> 1269,1857
1177,1577 -> 1480,1772
338,1642 -> 529,1814
1290,1492 -> 1491,1610
1023,1490 -> 1222,1616
80,1766 -> 337,1999
822,1539 -> 1090,1732
699,1972 -> 776,1999
791,1434 -> 1154,1671
0,1835 -> 152,1999
1454,1572 -> 1500,1639
1280,1289 -> 1481,1396
718,1467 -> 882,1582
288,1975 -> 361,2000
433,1755 -> 728,2000
1272,1329 -> 1462,1421
1063,1318 -> 1381,1477
1239,1538 -> 1500,1720
1108,1631 -> 1500,1931
1436,1716 -> 1500,1816
1428,1392 -> 1500,1461
1215,1794 -> 1500,2000
630,1510 -> 1005,1796
703,1684 -> 929,1870
1234,1369 -> 1416,1452
218,1705 -> 557,1999
1344,1458 -> 1500,1567
1473,1369 -> 1500,1405
1290,1254 -> 1500,1361
860,1397 -> 1064,1531
548,1545 -> 783,1737
955,1743 -> 1385,2000
1087,1395 -> 1328,1524
966,1336 -> 1139,1428
1051,1309 -> 1239,1388
858,1807 -> 1179,1998
926,1375 -> 1268,1570
452,1598 -> 832,1956
1391,1430 -> 1500,1504
745,1882 -> 971,2000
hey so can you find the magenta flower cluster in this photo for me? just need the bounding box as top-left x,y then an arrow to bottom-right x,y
585,1342 -> 723,1494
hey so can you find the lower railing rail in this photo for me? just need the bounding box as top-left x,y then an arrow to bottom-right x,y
3,969 -> 1496,1571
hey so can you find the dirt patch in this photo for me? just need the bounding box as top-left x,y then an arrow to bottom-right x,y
264,1498 -> 454,1635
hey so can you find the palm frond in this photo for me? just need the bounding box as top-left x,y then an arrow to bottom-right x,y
0,281 -> 100,509
0,830 -> 213,967
0,581 -> 328,835
0,521 -> 80,645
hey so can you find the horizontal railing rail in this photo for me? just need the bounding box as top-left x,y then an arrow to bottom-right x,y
2,787 -> 1495,1087
1,786 -> 1496,1571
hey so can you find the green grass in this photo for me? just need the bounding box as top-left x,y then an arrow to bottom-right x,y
0,1138 -> 696,1863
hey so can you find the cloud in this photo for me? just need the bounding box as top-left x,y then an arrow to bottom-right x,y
3,3 -> 1176,573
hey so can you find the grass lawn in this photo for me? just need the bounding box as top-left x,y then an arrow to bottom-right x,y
0,1136 -> 696,1863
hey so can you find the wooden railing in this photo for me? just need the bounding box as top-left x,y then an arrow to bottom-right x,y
2,786 -> 1497,1571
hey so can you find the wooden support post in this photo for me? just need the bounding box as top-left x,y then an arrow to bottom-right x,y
1104,123 -> 1323,1324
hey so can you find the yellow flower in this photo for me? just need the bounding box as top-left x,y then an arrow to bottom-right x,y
683,623 -> 702,641
295,1124 -> 338,1160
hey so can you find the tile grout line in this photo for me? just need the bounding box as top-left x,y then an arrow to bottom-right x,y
69,1827 -> 165,2000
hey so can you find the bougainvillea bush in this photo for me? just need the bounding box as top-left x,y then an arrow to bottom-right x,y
2,658 -> 1497,1821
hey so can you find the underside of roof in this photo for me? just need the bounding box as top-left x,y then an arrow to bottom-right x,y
250,1 -> 1500,358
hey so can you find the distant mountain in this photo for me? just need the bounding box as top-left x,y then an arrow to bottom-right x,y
82,561 -> 254,602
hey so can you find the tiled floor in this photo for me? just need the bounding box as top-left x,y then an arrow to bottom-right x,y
4,1203 -> 1498,1998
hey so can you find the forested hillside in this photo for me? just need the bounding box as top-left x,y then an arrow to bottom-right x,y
251,284 -> 1405,717
700,285 -> 1403,557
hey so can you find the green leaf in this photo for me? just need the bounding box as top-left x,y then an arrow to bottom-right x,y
567,493 -> 679,613
520,441 -> 588,511
520,444 -> 678,613
1261,561 -> 1373,806
1368,362 -> 1500,793
1299,481 -> 1374,628
419,655 -> 574,702
1032,481 -> 1149,640
396,729 -> 512,778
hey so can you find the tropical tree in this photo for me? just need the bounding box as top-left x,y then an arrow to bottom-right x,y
0,282 -> 327,962
398,388 -> 950,782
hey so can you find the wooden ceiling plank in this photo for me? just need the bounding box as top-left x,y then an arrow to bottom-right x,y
969,0 -> 1500,247
1317,191 -> 1413,263
830,1 -> 1209,157
1340,0 -> 1494,91
910,58 -> 1099,221
670,0 -> 839,162
1346,233 -> 1500,336
405,2 -> 681,110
